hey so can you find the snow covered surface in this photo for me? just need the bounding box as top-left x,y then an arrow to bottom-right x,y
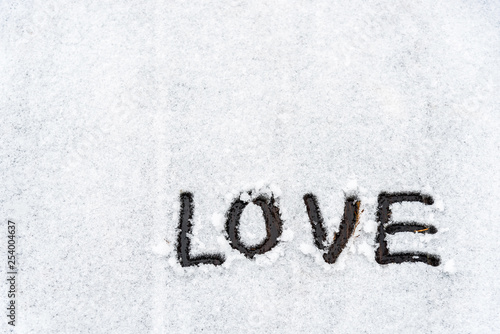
1,0 -> 499,333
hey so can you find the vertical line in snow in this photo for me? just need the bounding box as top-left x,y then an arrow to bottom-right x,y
151,1 -> 169,332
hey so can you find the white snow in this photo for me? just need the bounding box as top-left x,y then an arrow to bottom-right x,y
1,0 -> 499,333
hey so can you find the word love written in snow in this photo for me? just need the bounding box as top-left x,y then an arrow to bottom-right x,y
176,191 -> 440,267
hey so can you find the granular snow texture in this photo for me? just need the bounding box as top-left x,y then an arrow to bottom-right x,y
1,0 -> 499,333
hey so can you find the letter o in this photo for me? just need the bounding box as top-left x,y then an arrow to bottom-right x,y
225,195 -> 283,259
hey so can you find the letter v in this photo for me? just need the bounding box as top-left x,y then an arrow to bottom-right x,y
303,194 -> 361,264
